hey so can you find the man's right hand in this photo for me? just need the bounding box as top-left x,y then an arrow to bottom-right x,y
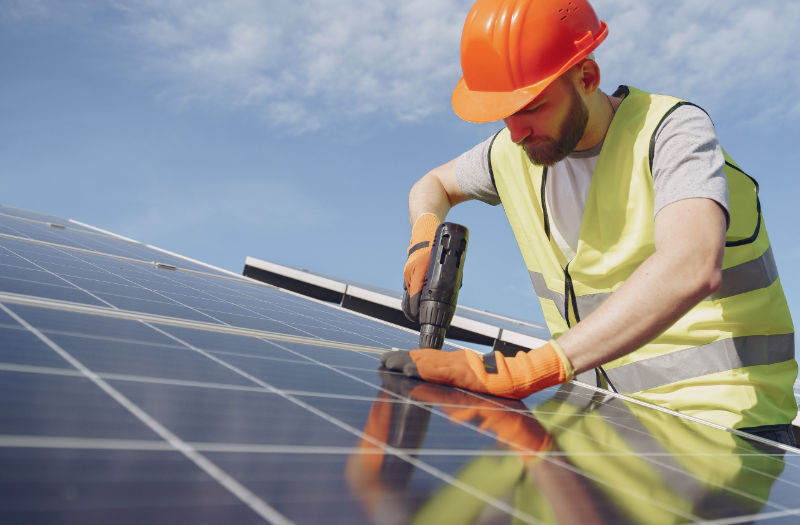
402,213 -> 440,322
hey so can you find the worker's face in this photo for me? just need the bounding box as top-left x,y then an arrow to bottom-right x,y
503,78 -> 589,166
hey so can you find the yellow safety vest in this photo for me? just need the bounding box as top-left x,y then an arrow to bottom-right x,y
489,86 -> 797,429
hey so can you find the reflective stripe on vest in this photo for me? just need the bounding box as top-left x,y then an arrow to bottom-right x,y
605,333 -> 795,394
530,244 -> 781,321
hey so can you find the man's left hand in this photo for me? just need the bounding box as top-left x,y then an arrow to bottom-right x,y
380,341 -> 574,399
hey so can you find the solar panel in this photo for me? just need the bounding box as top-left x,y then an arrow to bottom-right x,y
1,206 -> 799,524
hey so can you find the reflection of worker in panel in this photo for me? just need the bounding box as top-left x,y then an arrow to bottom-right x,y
346,376 -> 786,524
382,0 -> 798,446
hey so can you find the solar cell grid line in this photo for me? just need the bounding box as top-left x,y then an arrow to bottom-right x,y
2,242 -> 150,310
582,410 -> 789,514
3,207 -> 800,523
0,216 -> 166,263
0,214 -> 121,244
73,255 -> 328,337
0,241 -> 243,329
0,304 -> 396,520
568,379 -> 800,455
10,286 -> 788,512
3,304 -> 796,520
155,265 -> 429,348
0,276 -> 784,432
0,304 -> 546,524
1,209 -> 512,352
142,267 -> 424,350
526,405 -> 788,515
3,294 -> 720,520
7,248 -> 780,460
0,229 -> 440,350
0,302 -> 293,524
124,324 -> 724,523
137,258 -> 424,346
444,383 -> 800,510
4,352 -> 792,524
0,206 -> 105,234
0,359 -> 398,410
557,382 -> 800,460
0,266 -> 552,520
344,381 -> 764,524
0,294 -> 389,362
456,395 -> 797,522
0,205 -> 84,227
0,225 -> 228,277
0,238 -> 335,340
705,510 -> 800,525
206,332 -> 797,525
0,231 -> 233,285
467,382 -> 729,448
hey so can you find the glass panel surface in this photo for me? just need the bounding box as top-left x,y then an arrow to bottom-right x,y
1,206 -> 798,524
0,448 -> 264,525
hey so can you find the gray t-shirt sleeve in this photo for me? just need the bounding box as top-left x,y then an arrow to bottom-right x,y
652,105 -> 729,222
454,134 -> 502,206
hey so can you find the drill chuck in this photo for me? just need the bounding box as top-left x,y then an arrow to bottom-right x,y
418,222 -> 468,349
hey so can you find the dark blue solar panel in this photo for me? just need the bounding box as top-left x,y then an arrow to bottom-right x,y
0,213 -> 228,275
0,448 -> 265,524
0,370 -> 159,440
0,232 -> 427,346
1,207 -> 798,524
0,205 -> 101,233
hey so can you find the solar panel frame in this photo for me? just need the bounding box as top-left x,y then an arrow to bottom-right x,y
243,256 -> 551,351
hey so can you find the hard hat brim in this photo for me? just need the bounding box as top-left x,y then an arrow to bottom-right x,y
452,77 -> 552,124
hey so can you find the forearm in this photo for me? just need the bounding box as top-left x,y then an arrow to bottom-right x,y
408,159 -> 467,224
557,199 -> 726,373
557,250 -> 719,373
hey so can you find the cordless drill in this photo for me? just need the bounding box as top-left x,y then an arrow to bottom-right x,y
409,222 -> 469,349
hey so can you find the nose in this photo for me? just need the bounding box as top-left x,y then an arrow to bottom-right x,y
503,114 -> 531,144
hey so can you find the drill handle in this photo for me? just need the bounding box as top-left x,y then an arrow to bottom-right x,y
418,222 -> 468,349
423,223 -> 468,304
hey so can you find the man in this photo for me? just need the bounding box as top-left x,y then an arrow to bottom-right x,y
382,0 -> 798,446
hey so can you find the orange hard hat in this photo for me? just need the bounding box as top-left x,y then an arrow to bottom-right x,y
452,0 -> 608,123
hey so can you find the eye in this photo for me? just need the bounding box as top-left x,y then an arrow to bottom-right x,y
522,103 -> 544,114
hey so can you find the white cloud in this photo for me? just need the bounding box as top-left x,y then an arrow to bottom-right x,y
107,0 -> 470,132
593,0 -> 800,122
9,0 -> 797,131
0,0 -> 51,20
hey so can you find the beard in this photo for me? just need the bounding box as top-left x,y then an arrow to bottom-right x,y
521,84 -> 589,166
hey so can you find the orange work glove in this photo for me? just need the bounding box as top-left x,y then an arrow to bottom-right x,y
401,213 -> 440,322
380,341 -> 574,400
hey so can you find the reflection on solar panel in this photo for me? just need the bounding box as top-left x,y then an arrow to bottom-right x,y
1,204 -> 799,524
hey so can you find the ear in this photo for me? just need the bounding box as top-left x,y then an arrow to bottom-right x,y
576,59 -> 601,95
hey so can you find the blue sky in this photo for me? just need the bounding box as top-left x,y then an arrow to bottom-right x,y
2,1 -> 799,352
